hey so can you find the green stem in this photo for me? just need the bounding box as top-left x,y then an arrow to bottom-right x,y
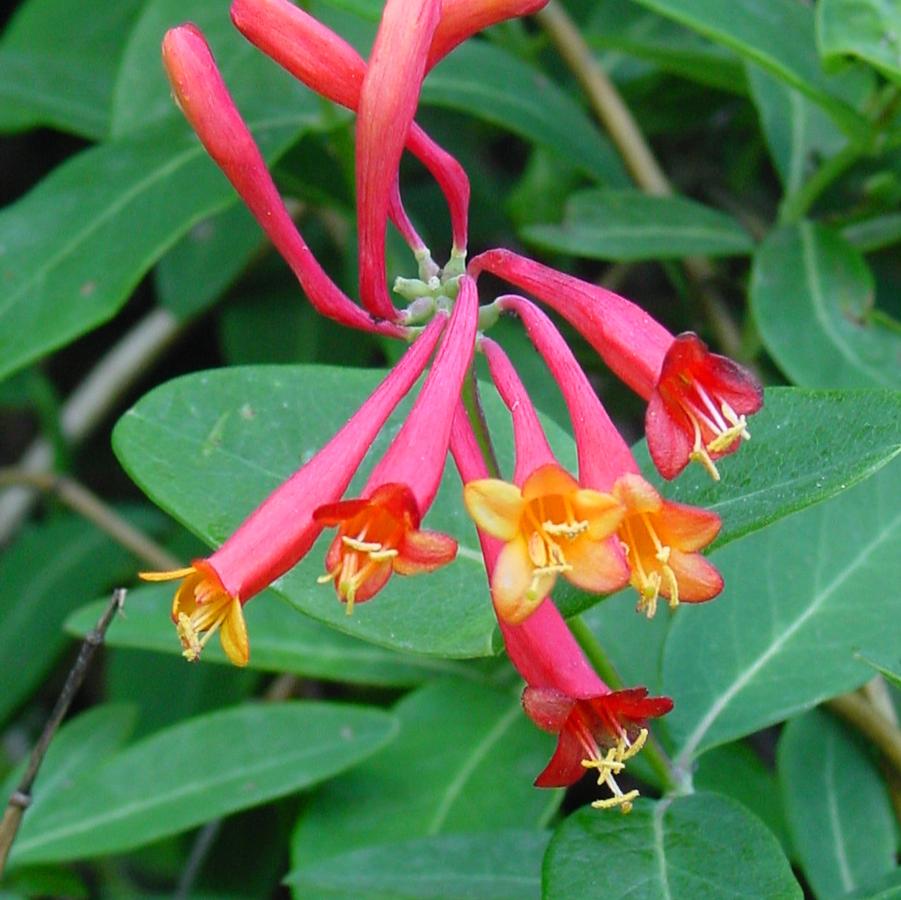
779,143 -> 862,225
462,368 -> 500,478
569,614 -> 679,793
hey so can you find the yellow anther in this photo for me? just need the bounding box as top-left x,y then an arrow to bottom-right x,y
176,612 -> 202,662
592,789 -> 639,813
690,446 -> 721,481
542,518 -> 589,539
342,536 -> 383,553
620,728 -> 648,761
369,547 -> 399,561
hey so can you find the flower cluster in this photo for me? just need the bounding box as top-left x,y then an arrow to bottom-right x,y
145,0 -> 762,810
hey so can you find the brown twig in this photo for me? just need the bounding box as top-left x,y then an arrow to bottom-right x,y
535,2 -> 745,358
0,588 -> 127,876
0,469 -> 180,571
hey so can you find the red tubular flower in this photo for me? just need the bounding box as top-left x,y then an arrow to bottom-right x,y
464,339 -> 626,622
451,406 -> 672,811
162,24 -> 400,337
314,277 -> 479,611
498,295 -> 723,615
356,0 -> 442,321
140,315 -> 447,664
230,0 -> 470,256
471,248 -> 763,480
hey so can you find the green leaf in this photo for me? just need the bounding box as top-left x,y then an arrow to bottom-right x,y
9,702 -> 397,865
652,387 -> 901,549
663,458 -> 901,761
113,366 -> 578,658
291,680 -> 558,868
694,742 -> 791,852
585,1 -> 746,94
521,189 -> 754,261
746,65 -> 848,196
0,111 -> 312,384
629,0 -> 869,139
286,830 -> 549,899
842,212 -> 901,253
0,705 -> 136,821
542,792 -> 801,899
778,710 -> 896,898
751,224 -> 901,389
818,0 -> 901,84
0,0 -> 145,138
110,0 -> 308,138
421,42 -> 630,186
66,585 -> 488,687
0,514 -> 155,725
155,204 -> 265,320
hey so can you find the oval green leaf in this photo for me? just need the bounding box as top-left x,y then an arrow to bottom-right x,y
778,710 -> 896,899
543,792 -> 800,899
9,701 -> 397,865
664,458 -> 901,762
522,189 -> 754,261
291,680 -> 558,868
66,584 -> 487,687
286,829 -> 549,899
750,223 -> 901,390
422,42 -> 630,186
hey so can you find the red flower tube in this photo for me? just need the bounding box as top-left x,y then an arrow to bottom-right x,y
230,0 -> 470,257
471,248 -> 763,480
161,24 -> 401,337
451,405 -> 672,811
314,277 -> 479,611
140,315 -> 447,665
497,295 -> 723,617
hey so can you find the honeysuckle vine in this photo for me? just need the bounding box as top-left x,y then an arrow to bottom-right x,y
152,0 -> 763,810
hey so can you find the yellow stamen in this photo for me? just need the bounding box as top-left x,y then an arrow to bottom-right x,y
175,591 -> 233,662
581,729 -> 649,814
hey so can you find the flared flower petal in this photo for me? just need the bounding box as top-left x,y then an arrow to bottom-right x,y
315,482 -> 457,612
523,686 -> 673,810
647,332 -> 764,481
140,562 -> 248,667
464,462 -> 627,623
614,472 -> 723,618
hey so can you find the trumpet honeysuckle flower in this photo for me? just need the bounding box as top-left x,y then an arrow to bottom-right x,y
139,315 -> 447,664
314,277 -> 479,611
451,408 -> 672,811
356,0 -> 442,321
497,296 -> 724,614
613,472 -> 723,618
230,0 -> 470,256
471,248 -> 763,480
162,24 -> 402,337
647,332 -> 764,481
464,338 -> 627,622
522,686 -> 673,810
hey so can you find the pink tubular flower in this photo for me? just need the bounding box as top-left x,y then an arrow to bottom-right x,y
230,0 -> 470,256
451,406 -> 672,811
313,277 -> 479,612
463,338 -> 626,623
161,24 -> 401,337
470,248 -> 763,480
356,0 -> 441,321
140,315 -> 447,665
497,296 -> 723,616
